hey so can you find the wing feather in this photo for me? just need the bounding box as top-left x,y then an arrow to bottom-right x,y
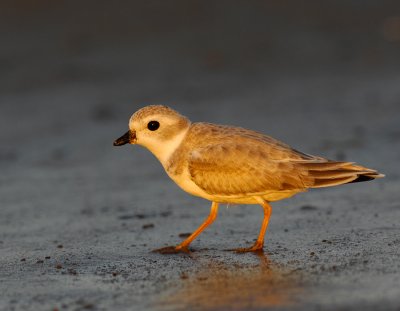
188,142 -> 309,196
184,123 -> 383,197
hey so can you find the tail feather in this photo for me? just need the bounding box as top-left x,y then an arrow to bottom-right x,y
296,161 -> 352,171
312,176 -> 357,188
295,160 -> 384,189
310,169 -> 373,179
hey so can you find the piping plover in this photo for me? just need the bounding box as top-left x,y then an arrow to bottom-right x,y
114,105 -> 384,252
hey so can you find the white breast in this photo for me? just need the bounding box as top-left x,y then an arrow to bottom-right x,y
166,168 -> 213,200
150,129 -> 190,165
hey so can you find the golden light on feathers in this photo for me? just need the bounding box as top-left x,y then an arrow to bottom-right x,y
114,105 -> 384,253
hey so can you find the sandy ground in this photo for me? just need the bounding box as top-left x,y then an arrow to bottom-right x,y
1,1 -> 400,310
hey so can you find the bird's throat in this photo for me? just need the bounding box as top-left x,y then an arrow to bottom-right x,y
147,128 -> 190,167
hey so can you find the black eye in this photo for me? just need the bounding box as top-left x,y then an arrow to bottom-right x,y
147,120 -> 160,131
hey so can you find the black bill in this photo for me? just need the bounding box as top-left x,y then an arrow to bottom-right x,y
113,131 -> 133,146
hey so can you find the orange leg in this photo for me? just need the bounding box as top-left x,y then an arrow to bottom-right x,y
175,201 -> 219,251
153,202 -> 219,253
234,200 -> 272,252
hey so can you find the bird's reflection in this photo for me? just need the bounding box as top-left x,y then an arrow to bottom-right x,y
157,251 -> 305,311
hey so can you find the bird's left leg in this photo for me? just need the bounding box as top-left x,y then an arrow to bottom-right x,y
153,202 -> 219,254
234,200 -> 272,252
175,201 -> 219,251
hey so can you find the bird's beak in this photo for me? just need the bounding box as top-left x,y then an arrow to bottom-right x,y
113,130 -> 136,146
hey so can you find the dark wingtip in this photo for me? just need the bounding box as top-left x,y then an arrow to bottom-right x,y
349,175 -> 375,183
348,173 -> 384,184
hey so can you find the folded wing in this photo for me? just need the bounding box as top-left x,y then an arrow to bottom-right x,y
188,141 -> 383,197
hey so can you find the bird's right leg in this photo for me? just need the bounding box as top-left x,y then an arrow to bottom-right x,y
153,202 -> 219,254
232,200 -> 272,252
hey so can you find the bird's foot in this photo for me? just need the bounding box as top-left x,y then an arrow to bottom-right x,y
152,245 -> 190,254
228,241 -> 264,253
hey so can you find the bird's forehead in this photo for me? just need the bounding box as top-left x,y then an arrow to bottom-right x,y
130,105 -> 181,124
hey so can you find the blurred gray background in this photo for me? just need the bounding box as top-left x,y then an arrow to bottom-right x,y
1,1 -> 400,311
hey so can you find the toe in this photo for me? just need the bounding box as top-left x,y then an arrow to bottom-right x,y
152,246 -> 190,254
235,247 -> 264,253
227,242 -> 264,253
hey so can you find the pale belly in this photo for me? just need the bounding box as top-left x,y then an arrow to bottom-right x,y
166,170 -> 213,199
166,169 -> 302,204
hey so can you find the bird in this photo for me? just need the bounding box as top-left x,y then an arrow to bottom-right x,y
113,105 -> 384,253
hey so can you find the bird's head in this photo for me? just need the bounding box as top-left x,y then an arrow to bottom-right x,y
114,105 -> 191,163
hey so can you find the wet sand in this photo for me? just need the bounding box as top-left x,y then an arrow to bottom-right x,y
1,1 -> 400,310
157,253 -> 305,310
